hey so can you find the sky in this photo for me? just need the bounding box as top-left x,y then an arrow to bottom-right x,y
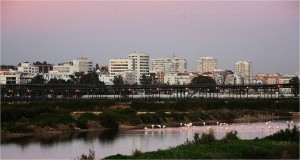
1,0 -> 299,74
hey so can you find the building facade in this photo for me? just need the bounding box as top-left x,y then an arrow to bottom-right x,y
17,62 -> 39,77
0,69 -> 22,84
234,61 -> 253,84
151,57 -> 187,74
128,51 -> 150,84
71,57 -> 93,73
109,58 -> 133,77
197,57 -> 218,74
52,63 -> 73,73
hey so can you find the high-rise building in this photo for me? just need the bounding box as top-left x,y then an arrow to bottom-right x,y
109,58 -> 133,77
234,61 -> 253,84
128,51 -> 149,84
197,57 -> 218,74
151,57 -> 187,74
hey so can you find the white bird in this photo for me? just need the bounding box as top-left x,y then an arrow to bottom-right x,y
217,122 -> 219,125
180,123 -> 183,127
203,122 -> 206,126
187,123 -> 193,128
151,124 -> 155,129
144,127 -> 148,130
157,125 -> 161,129
163,125 -> 166,129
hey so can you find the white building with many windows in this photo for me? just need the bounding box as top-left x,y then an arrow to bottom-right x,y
234,61 -> 253,84
128,51 -> 149,84
109,58 -> 133,77
197,57 -> 218,74
151,57 -> 187,74
17,62 -> 39,77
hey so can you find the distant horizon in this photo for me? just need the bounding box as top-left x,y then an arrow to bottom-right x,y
1,1 -> 299,75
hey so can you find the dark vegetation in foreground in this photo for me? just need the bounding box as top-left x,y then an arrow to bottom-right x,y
1,99 -> 299,133
104,126 -> 299,159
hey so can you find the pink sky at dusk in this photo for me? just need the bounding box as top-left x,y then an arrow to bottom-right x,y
1,1 -> 299,74
2,1 -> 298,34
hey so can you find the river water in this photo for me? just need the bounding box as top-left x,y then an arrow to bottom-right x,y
1,119 -> 299,159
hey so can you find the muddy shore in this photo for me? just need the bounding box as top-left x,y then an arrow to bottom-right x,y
2,115 -> 288,140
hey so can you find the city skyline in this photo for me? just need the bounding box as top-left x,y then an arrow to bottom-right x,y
1,1 -> 299,74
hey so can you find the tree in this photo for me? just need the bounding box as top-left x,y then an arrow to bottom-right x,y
289,76 -> 299,96
80,72 -> 104,85
29,75 -> 45,84
48,78 -> 70,84
69,72 -> 85,83
191,75 -> 216,85
113,75 -> 124,85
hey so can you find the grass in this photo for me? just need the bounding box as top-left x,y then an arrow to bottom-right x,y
105,140 -> 299,159
104,128 -> 299,159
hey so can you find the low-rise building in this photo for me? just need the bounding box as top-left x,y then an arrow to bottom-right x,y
0,69 -> 22,84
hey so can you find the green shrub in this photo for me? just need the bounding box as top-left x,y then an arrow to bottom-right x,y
222,130 -> 240,142
199,129 -> 216,144
264,125 -> 299,142
99,113 -> 119,129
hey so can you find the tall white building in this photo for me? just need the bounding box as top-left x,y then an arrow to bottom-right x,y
234,61 -> 253,84
109,58 -> 133,77
151,57 -> 187,74
197,57 -> 218,74
128,51 -> 149,84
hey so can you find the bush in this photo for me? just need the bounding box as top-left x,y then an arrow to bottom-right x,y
99,113 -> 119,129
193,130 -> 216,144
200,129 -> 216,144
139,113 -> 162,124
169,112 -> 185,122
264,125 -> 299,142
222,130 -> 240,142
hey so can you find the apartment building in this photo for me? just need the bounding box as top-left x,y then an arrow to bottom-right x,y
197,57 -> 218,74
128,51 -> 149,84
109,58 -> 133,77
151,57 -> 187,74
17,62 -> 39,77
234,61 -> 253,84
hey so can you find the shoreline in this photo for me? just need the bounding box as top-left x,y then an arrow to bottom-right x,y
2,115 -> 295,140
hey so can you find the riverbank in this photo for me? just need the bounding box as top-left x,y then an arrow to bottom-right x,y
0,114 -> 289,141
1,99 -> 298,140
104,126 -> 300,159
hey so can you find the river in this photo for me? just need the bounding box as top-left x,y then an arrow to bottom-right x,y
1,119 -> 299,159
